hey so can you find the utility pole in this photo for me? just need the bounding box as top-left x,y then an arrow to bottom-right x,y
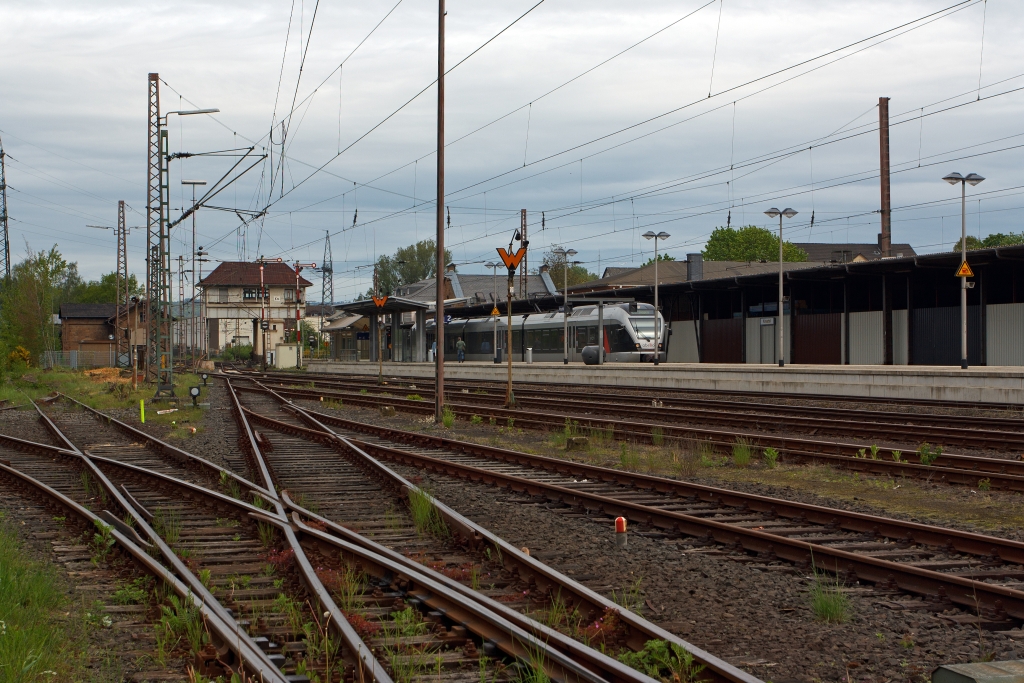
434,0 -> 446,423
878,96 -> 892,258
146,73 -> 174,396
0,133 -> 10,282
116,201 -> 129,365
177,255 -> 186,360
321,230 -> 334,356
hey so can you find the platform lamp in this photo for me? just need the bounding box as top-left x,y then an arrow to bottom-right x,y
763,208 -> 797,367
641,232 -> 669,365
942,172 -> 984,369
552,248 -> 578,364
485,262 -> 499,363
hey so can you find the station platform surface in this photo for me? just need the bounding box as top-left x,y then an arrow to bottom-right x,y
303,360 -> 1024,405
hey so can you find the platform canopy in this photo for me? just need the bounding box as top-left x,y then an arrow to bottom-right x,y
334,296 -> 429,316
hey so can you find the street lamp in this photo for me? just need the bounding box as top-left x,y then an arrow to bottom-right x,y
553,248 -> 578,364
485,262 -> 500,363
182,179 -> 206,369
942,172 -> 985,369
763,208 -> 797,367
641,232 -> 669,365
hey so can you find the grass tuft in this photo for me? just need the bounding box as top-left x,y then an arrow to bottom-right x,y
809,567 -> 850,623
732,437 -> 753,467
408,487 -> 450,538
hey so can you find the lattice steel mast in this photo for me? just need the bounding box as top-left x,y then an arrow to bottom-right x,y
0,133 -> 11,281
321,229 -> 333,323
146,73 -> 173,395
116,200 -> 129,364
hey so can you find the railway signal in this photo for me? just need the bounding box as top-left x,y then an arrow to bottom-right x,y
497,243 -> 527,408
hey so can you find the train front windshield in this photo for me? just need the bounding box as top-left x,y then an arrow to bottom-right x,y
630,317 -> 661,340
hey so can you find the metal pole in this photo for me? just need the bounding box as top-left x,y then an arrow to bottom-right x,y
191,184 -> 196,368
778,214 -> 784,367
434,0 -> 446,422
296,265 -> 302,368
506,273 -> 514,407
563,265 -> 569,364
653,237 -> 660,366
961,179 -> 968,369
260,260 -> 267,372
878,96 -> 892,258
492,265 -> 498,363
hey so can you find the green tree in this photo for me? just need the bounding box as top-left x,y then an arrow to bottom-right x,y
73,272 -> 144,304
542,245 -> 597,288
0,245 -> 83,361
367,239 -> 453,296
643,253 -> 676,267
702,225 -> 808,262
956,232 -> 1024,251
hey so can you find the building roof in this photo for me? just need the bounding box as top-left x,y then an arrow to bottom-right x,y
569,259 -> 818,293
304,304 -> 335,317
335,296 -> 429,316
393,268 -> 558,305
793,242 -> 917,264
199,262 -> 312,288
59,303 -> 117,319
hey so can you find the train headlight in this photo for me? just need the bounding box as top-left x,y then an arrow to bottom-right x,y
635,343 -> 641,350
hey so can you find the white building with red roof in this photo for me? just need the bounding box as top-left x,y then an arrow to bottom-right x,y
198,261 -> 312,357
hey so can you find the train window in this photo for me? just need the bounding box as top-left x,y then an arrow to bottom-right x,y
575,326 -> 587,351
605,322 -> 634,353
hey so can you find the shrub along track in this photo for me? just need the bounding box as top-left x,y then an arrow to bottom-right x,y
226,378 -> 758,683
236,373 -> 1024,492
232,379 -> 1024,636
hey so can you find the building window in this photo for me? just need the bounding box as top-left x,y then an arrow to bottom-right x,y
284,288 -> 294,302
243,287 -> 267,300
218,287 -> 228,303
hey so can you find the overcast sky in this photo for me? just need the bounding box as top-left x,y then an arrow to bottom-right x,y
1,0 -> 1021,300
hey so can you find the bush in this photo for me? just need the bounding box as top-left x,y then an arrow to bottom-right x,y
218,344 -> 252,362
763,447 -> 779,469
917,442 -> 943,466
8,345 -> 31,368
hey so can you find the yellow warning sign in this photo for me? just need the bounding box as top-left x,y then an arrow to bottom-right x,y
955,261 -> 974,277
491,307 -> 500,316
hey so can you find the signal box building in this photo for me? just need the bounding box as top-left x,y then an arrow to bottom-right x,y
198,262 -> 312,358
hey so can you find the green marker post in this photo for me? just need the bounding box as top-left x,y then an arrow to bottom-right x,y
140,399 -> 145,424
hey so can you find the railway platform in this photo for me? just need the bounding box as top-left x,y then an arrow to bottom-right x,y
303,360 -> 1024,404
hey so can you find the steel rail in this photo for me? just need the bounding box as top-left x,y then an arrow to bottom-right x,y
233,383 -> 1024,491
227,381 -> 679,683
223,378 -> 395,683
0,421 -> 288,681
250,388 -> 761,683
56,392 -> 272,499
240,385 -> 1024,623
246,368 -> 1024,412
255,372 -> 1024,434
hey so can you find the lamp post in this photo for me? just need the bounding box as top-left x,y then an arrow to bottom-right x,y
553,248 -> 578,364
942,172 -> 985,369
196,246 -> 209,360
485,262 -> 499,362
763,208 -> 797,367
641,232 -> 669,365
182,179 -> 206,369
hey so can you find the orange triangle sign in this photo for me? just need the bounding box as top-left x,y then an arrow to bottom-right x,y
955,261 -> 974,277
371,295 -> 389,307
491,307 -> 500,316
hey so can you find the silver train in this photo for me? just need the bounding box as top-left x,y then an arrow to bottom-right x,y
424,302 -> 666,363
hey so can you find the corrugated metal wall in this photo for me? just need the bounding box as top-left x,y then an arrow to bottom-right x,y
986,303 -> 1024,366
848,311 -> 884,365
793,313 -> 841,364
892,309 -> 908,365
702,318 -> 743,363
745,318 -> 760,364
912,306 -> 981,366
667,321 -> 700,363
744,315 -> 790,363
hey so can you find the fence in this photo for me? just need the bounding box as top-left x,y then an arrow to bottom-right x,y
40,349 -> 128,369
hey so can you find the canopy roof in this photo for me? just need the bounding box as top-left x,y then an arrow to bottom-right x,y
335,296 -> 429,316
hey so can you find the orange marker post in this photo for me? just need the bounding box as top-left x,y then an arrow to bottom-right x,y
615,516 -> 627,548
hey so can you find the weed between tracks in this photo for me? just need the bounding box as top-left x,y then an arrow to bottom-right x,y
408,487 -> 450,538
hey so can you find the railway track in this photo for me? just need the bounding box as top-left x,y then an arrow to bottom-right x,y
0,391 -> 760,683
236,379 -> 1024,632
229,376 -> 1024,492
250,373 -> 1024,452
225,379 -> 759,683
244,367 -> 1024,414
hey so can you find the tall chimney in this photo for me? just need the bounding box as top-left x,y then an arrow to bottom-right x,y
878,96 -> 892,258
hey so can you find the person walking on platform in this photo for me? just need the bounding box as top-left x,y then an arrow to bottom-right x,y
456,337 -> 467,363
